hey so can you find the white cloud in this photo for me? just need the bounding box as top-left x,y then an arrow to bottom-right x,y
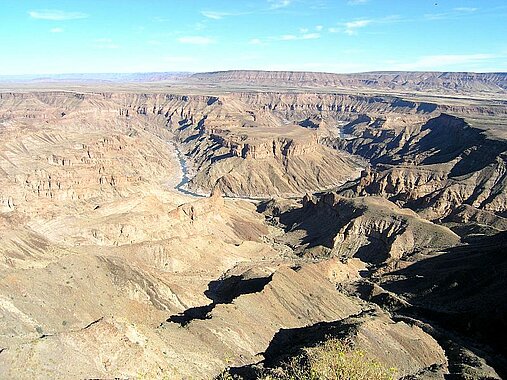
268,0 -> 291,9
315,25 -> 323,31
92,38 -> 119,49
426,7 -> 479,21
29,10 -> 88,20
345,19 -> 372,35
299,27 -> 309,33
50,27 -> 63,33
454,7 -> 478,13
201,9 -> 250,20
249,38 -> 263,45
302,33 -> 320,40
347,0 -> 368,4
345,20 -> 372,28
424,13 -> 448,20
201,11 -> 229,20
277,33 -> 320,41
280,34 -> 297,40
178,36 -> 215,45
336,16 -> 401,35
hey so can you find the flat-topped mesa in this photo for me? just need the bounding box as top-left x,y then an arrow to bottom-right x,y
192,70 -> 507,94
209,133 -> 319,160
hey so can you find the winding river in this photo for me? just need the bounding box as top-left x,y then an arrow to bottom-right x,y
170,136 -> 363,203
172,142 -> 206,198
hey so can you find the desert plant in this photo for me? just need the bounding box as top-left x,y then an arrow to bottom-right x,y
287,338 -> 397,380
218,338 -> 396,380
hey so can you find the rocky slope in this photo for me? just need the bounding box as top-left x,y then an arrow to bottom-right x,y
4,90 -> 504,204
0,181 -> 453,379
165,92 -> 449,197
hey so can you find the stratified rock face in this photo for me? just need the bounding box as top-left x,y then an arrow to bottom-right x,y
209,134 -> 319,159
1,91 -> 418,198
331,113 -> 507,225
4,90 -> 504,203
186,135 -> 364,197
192,70 -> 507,94
166,92 -> 443,197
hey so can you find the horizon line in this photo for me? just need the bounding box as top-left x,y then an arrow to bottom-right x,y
1,69 -> 507,79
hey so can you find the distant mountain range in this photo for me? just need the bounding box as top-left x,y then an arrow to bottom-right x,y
0,72 -> 192,83
2,70 -> 507,95
192,70 -> 507,94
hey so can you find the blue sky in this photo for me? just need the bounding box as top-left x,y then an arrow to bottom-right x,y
0,0 -> 506,74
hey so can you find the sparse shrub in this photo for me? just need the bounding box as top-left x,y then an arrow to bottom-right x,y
218,339 -> 396,380
216,372 -> 237,380
285,338 -> 397,380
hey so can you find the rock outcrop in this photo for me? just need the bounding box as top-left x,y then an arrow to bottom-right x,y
270,193 -> 460,268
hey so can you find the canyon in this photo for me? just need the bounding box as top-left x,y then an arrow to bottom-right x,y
0,70 -> 506,379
